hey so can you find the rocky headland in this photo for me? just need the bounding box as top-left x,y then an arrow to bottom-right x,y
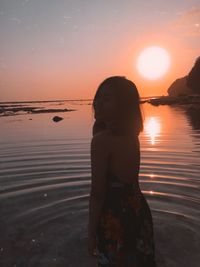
138,57 -> 200,108
144,56 -> 200,129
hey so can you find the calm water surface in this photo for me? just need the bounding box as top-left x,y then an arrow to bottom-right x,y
0,100 -> 200,267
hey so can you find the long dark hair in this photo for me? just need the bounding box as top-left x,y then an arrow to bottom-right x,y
91,76 -> 144,137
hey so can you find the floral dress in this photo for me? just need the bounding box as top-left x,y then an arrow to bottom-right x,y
96,174 -> 157,267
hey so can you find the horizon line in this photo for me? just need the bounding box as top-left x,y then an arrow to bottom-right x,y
0,95 -> 166,104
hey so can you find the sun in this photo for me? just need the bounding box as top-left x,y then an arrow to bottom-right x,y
136,46 -> 171,80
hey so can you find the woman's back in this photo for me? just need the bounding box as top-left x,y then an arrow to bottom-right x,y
101,130 -> 140,185
95,131 -> 157,267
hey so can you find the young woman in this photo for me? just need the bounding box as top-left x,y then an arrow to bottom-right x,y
88,76 -> 157,266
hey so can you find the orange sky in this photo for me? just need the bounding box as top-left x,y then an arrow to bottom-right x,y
0,2 -> 199,101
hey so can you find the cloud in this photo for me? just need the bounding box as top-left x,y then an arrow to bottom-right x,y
170,6 -> 200,36
183,6 -> 200,17
22,0 -> 31,6
10,17 -> 22,24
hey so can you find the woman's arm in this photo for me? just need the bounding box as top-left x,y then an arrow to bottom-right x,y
88,133 -> 110,237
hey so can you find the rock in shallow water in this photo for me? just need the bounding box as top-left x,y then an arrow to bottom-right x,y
52,116 -> 63,122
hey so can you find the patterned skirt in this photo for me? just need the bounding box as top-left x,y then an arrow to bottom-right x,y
96,182 -> 157,267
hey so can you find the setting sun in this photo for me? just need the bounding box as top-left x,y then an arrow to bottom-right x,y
136,46 -> 171,80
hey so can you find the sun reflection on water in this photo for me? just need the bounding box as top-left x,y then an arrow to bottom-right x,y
144,117 -> 161,145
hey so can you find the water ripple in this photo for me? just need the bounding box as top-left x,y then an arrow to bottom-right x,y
1,103 -> 200,266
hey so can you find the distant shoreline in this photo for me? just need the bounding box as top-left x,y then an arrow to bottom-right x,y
0,96 -> 163,105
4,95 -> 200,118
0,99 -> 93,105
0,96 -> 162,118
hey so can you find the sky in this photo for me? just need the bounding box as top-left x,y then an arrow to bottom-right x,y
0,0 -> 200,101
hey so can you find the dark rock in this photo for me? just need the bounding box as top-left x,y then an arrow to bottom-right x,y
187,56 -> 200,94
167,76 -> 193,97
52,116 -> 63,122
167,57 -> 200,97
148,95 -> 200,106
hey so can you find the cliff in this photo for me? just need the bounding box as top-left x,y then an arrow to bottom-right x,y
167,76 -> 193,97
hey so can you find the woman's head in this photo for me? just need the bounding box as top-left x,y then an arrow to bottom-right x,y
92,76 -> 144,136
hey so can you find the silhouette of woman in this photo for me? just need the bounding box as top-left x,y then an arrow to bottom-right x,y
88,76 -> 157,266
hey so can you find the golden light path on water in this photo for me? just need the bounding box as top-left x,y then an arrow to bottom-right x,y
144,117 -> 161,145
